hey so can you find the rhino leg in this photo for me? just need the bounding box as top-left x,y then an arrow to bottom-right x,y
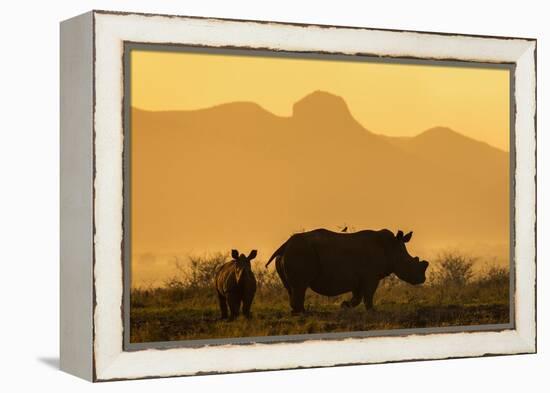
227,293 -> 241,321
275,256 -> 290,291
289,286 -> 307,315
242,301 -> 252,319
341,289 -> 362,308
276,254 -> 306,315
242,291 -> 255,319
363,279 -> 380,311
218,293 -> 229,320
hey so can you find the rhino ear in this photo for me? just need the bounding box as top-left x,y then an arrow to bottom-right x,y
248,250 -> 258,261
403,231 -> 413,243
231,249 -> 239,259
396,230 -> 404,241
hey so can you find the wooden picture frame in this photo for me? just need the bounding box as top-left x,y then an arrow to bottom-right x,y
60,10 -> 536,381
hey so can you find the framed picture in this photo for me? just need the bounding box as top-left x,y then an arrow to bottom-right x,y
60,10 -> 537,381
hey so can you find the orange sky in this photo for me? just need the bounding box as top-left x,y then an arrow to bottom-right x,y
129,48 -> 510,287
131,49 -> 510,151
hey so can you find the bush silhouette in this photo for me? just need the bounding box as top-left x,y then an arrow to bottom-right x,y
432,251 -> 475,287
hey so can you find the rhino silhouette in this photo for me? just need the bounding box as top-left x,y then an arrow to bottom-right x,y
267,228 -> 429,315
215,249 -> 258,320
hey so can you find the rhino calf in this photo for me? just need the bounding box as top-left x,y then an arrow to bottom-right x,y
266,229 -> 429,315
215,249 -> 258,320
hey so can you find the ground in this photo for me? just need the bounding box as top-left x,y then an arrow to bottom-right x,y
130,254 -> 510,343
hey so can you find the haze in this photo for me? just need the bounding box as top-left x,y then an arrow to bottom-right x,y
130,49 -> 510,287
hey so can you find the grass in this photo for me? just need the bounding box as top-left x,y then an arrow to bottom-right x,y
130,251 -> 510,343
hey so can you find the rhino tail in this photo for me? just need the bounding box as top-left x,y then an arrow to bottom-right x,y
265,241 -> 288,268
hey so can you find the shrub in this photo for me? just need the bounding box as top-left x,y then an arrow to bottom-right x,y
432,251 -> 475,287
165,252 -> 228,290
476,264 -> 509,287
161,252 -> 286,303
254,268 -> 284,292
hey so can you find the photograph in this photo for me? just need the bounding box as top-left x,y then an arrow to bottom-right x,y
0,0 -> 542,388
126,46 -> 512,344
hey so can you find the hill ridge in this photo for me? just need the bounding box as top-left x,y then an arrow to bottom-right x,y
132,91 -> 507,152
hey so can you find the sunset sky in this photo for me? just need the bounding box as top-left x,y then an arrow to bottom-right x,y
130,48 -> 511,151
129,47 -> 511,287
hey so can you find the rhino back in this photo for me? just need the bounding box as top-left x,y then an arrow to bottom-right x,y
215,261 -> 237,295
302,229 -> 391,294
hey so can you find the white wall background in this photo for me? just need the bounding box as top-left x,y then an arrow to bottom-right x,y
0,0 -> 546,391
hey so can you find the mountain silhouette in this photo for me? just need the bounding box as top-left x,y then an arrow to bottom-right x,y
131,91 -> 509,267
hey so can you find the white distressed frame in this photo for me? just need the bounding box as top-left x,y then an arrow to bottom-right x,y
85,10 -> 536,381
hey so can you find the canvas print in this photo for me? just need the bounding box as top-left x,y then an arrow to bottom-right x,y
127,46 -> 512,345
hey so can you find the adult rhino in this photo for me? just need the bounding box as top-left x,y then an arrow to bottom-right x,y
266,229 -> 429,314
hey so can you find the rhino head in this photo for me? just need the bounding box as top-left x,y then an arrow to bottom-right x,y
390,230 -> 429,285
231,249 -> 258,283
